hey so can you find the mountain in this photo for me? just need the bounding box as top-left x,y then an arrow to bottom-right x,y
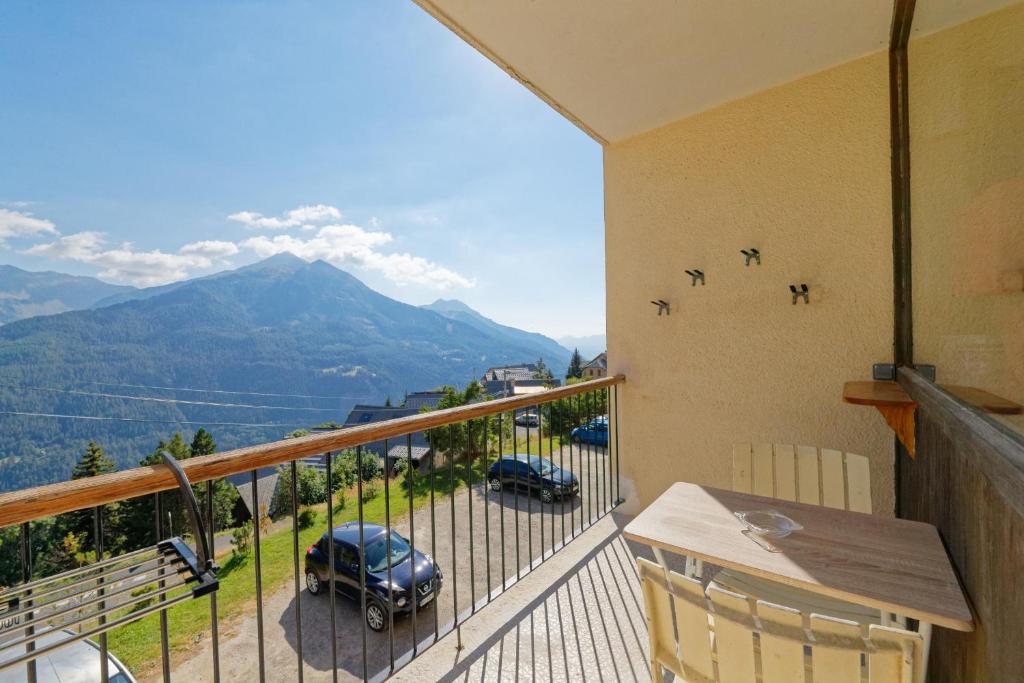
0,255 -> 570,491
0,265 -> 134,324
421,299 -> 569,366
557,334 -> 606,360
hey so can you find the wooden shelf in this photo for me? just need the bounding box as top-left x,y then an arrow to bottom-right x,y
843,381 -> 917,457
843,380 -> 1022,458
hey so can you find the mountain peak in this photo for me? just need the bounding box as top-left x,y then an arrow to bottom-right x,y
244,252 -> 309,270
425,298 -> 477,315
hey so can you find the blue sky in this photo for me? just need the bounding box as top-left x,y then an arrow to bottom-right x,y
0,1 -> 605,338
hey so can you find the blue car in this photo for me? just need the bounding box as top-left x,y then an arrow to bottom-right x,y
571,417 -> 609,446
488,454 -> 579,504
305,522 -> 442,632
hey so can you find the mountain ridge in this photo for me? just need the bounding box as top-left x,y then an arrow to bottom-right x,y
0,265 -> 134,324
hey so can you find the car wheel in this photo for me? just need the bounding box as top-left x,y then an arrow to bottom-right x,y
305,570 -> 322,596
489,478 -> 502,492
365,600 -> 387,632
540,488 -> 554,504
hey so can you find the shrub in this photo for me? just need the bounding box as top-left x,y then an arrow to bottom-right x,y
297,508 -> 317,530
361,482 -> 380,503
231,521 -> 253,557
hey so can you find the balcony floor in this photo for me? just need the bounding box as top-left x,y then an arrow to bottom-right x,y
392,513 -> 672,683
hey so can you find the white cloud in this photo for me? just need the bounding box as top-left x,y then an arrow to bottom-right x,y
240,223 -> 474,289
180,240 -> 240,258
0,208 -> 57,245
227,204 -> 341,230
24,232 -> 219,287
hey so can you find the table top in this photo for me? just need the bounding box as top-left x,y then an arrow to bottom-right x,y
623,482 -> 974,631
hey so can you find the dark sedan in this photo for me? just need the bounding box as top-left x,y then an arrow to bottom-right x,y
487,454 -> 579,504
305,522 -> 442,632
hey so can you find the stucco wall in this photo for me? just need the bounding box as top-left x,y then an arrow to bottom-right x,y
909,3 -> 1024,436
605,51 -> 896,514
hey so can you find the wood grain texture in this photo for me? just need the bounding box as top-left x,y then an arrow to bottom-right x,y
0,375 -> 625,528
624,482 -> 974,632
843,382 -> 918,456
939,385 -> 1023,415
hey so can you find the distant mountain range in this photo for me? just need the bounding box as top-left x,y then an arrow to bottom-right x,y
0,254 -> 570,492
556,334 -> 606,360
0,265 -> 134,324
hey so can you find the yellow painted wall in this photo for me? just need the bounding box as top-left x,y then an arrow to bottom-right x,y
909,3 -> 1024,435
605,52 -> 896,513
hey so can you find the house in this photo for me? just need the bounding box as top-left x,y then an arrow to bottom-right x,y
341,404 -> 432,467
402,390 -> 446,411
228,467 -> 280,523
480,363 -> 537,383
581,352 -> 607,379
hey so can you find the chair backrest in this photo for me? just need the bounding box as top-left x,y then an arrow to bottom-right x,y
637,558 -> 923,683
732,443 -> 872,513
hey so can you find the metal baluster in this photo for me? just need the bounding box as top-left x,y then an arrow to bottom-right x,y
467,420 -> 475,611
498,412 -> 507,591
605,387 -> 611,513
407,434 -> 417,654
587,391 -> 594,527
538,406 -> 544,562
614,384 -> 621,504
326,452 -> 338,683
448,424 -> 458,625
526,408 -> 533,570
287,464 -> 301,683
596,390 -> 603,518
429,433 -> 438,640
156,492 -> 171,683
571,396 -> 578,539
20,522 -> 36,683
558,399 -> 565,546
357,447 -> 368,683
548,402 -> 555,556
483,415 -> 491,603
251,470 -> 266,683
93,506 -> 108,683
383,439 -> 395,671
514,410 -> 521,580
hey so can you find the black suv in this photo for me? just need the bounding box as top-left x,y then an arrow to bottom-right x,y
487,454 -> 579,503
305,522 -> 442,632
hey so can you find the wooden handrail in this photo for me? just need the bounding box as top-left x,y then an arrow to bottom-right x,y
0,375 -> 624,528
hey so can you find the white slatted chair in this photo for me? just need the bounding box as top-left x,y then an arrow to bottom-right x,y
638,557 -> 925,683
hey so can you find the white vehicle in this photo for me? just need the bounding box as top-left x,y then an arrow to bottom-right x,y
0,628 -> 136,683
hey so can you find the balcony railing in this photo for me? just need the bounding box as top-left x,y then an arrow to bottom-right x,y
0,374 -> 625,683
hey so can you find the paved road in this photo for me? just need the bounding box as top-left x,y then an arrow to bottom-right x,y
168,443 -> 617,683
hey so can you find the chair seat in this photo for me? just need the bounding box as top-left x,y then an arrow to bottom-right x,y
709,568 -> 884,625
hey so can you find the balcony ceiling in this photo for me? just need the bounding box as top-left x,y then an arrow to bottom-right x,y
415,0 -> 1018,144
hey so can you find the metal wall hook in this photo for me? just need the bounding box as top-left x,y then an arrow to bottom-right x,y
650,299 -> 670,316
741,248 -> 761,266
790,284 -> 809,305
684,269 -> 705,287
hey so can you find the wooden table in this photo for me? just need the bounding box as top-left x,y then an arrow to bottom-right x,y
623,482 -> 974,632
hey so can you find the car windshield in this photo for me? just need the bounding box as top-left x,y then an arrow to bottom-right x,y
364,530 -> 412,573
528,456 -> 555,475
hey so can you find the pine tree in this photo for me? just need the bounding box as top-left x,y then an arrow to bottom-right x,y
190,428 -> 216,456
69,442 -> 119,555
567,348 -> 584,379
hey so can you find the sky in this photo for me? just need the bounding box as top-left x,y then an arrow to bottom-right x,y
0,1 -> 605,339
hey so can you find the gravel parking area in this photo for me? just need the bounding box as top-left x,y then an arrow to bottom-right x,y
168,443 -> 616,683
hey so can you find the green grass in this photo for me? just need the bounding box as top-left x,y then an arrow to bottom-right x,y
106,457 -> 487,677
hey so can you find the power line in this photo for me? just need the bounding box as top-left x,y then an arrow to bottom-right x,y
0,382 -> 349,412
0,410 -> 307,428
73,380 -> 377,401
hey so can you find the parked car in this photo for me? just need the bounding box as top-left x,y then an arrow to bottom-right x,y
571,417 -> 609,446
514,411 -> 540,427
487,454 -> 579,503
305,522 -> 442,632
0,627 -> 136,683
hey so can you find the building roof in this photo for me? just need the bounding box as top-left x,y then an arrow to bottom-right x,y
342,404 -> 430,456
232,469 -> 280,520
386,443 -> 433,463
481,364 -> 537,382
582,352 -> 607,370
403,391 -> 447,410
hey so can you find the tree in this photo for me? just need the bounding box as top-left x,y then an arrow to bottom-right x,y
69,442 -> 120,554
533,358 -> 553,381
423,382 -> 490,460
567,348 -> 584,379
384,396 -> 393,407
190,428 -> 216,456
271,463 -> 327,517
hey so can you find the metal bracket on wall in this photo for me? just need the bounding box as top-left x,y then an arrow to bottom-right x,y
650,299 -> 670,316
740,248 -> 761,266
789,284 -> 809,304
684,269 -> 705,286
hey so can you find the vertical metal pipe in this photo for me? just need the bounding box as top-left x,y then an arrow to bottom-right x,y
498,412 -> 506,591
467,420 -> 475,611
429,433 -> 438,639
614,384 -> 621,505
571,395 -> 578,539
326,452 -> 339,683
548,402 -> 555,556
251,470 -> 266,683
448,424 -> 458,624
406,434 -> 417,653
587,391 -> 594,527
538,406 -> 544,562
93,507 -> 109,683
20,522 -> 36,683
483,415 -> 491,602
558,398 -> 566,546
383,439 -> 395,671
288,463 -> 302,683
514,410 -> 521,579
356,447 -> 368,683
156,493 -> 171,683
526,408 -> 533,570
